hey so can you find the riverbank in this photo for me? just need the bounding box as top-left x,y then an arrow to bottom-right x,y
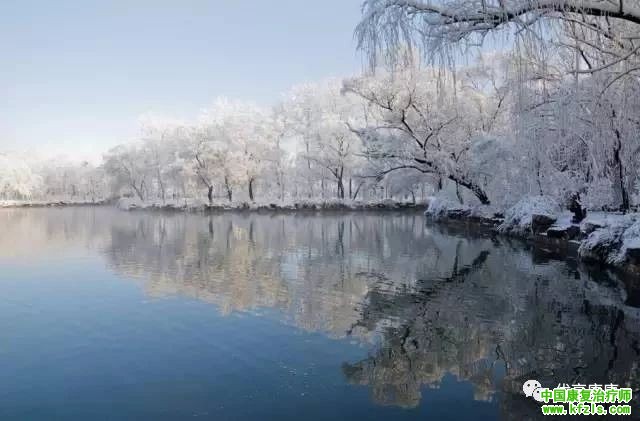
113,197 -> 427,212
0,198 -> 427,212
424,196 -> 640,276
4,196 -> 638,277
0,199 -> 110,208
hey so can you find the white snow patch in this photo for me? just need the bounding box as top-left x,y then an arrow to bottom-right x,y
116,197 -> 143,211
469,204 -> 500,219
552,213 -> 574,230
581,212 -> 626,229
578,214 -> 639,264
424,197 -> 468,219
616,219 -> 640,264
498,196 -> 560,235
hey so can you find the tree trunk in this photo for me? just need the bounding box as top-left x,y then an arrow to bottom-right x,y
612,121 -> 629,213
455,181 -> 464,204
535,157 -> 544,196
338,167 -> 345,199
611,109 -> 631,213
157,169 -> 165,204
448,175 -> 490,205
224,176 -> 233,202
352,181 -> 364,201
248,178 -> 255,202
207,185 -> 213,205
337,177 -> 344,199
132,182 -> 145,201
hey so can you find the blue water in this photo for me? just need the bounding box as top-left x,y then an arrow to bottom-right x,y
0,208 -> 638,420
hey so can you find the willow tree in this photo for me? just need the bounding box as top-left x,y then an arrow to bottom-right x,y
356,0 -> 640,211
356,0 -> 640,73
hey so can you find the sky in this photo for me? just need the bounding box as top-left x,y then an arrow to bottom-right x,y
0,0 -> 364,160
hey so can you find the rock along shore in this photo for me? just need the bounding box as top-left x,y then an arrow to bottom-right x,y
425,196 -> 640,277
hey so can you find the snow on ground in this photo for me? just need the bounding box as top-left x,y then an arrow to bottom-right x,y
114,198 -> 425,212
0,200 -> 24,208
578,214 -> 638,264
423,194 -> 640,270
551,213 -> 574,229
497,196 -> 561,235
577,213 -> 640,265
618,220 -> 640,262
468,204 -> 499,219
581,211 -> 631,228
116,197 -> 141,210
116,197 -> 211,211
0,199 -> 105,208
424,197 -> 468,219
424,196 -> 501,222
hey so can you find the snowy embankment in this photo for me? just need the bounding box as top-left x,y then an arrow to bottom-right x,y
578,213 -> 640,266
0,199 -> 109,208
425,195 -> 640,274
424,197 -> 503,225
115,197 -> 426,212
497,196 -> 560,236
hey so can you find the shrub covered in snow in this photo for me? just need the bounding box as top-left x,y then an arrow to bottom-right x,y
617,220 -> 640,264
579,215 -> 640,265
424,197 -> 469,220
468,204 -> 501,220
497,196 -> 561,236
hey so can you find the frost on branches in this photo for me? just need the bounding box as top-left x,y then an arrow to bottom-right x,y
3,0 -> 640,219
498,196 -> 561,235
356,0 -> 640,213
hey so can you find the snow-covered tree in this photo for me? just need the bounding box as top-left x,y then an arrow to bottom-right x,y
103,142 -> 151,201
197,99 -> 276,202
356,0 -> 640,78
356,0 -> 640,211
344,67 -> 492,204
282,80 -> 365,200
0,153 -> 42,200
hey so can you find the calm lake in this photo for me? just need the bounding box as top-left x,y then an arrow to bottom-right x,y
1,208 -> 639,420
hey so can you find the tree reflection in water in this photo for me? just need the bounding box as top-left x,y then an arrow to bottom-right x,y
1,207 -> 638,419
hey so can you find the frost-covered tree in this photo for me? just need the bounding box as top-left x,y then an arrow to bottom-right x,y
0,153 -> 42,200
139,114 -> 186,203
356,0 -> 640,77
356,0 -> 640,211
267,107 -> 291,202
103,142 -> 151,201
282,80 -> 365,200
197,99 -> 276,202
344,67 -> 492,204
282,83 -> 326,199
184,124 -> 221,204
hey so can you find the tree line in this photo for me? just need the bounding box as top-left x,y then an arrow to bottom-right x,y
2,0 -> 640,211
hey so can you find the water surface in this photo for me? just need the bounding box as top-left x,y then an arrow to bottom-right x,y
0,208 -> 639,420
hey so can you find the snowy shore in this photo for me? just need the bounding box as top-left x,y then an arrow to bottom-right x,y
4,196 -> 639,276
425,196 -> 640,276
0,199 -> 110,208
0,198 -> 426,211
113,197 -> 426,212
